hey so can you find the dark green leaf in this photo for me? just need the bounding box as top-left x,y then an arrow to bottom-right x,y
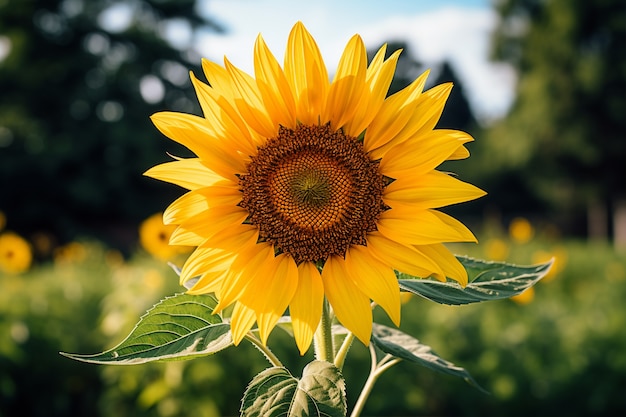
371,324 -> 487,393
399,256 -> 553,305
241,361 -> 346,417
61,293 -> 232,364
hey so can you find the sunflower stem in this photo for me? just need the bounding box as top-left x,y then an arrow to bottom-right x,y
314,298 -> 334,363
243,333 -> 284,368
334,332 -> 354,370
350,345 -> 402,417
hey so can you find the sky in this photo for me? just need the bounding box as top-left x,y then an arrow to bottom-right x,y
194,0 -> 516,124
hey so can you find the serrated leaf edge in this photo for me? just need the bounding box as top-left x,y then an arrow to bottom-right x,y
60,293 -> 232,365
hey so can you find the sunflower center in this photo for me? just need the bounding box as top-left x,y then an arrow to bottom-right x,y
239,123 -> 387,264
290,168 -> 331,207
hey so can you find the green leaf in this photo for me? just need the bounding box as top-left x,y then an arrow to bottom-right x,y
371,323 -> 487,393
241,361 -> 346,417
61,293 -> 232,364
399,256 -> 553,305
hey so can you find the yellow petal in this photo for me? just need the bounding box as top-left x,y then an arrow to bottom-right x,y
254,35 -> 297,130
200,60 -> 266,149
186,271 -> 226,295
202,58 -> 237,101
448,144 -> 470,160
322,34 -> 367,129
245,254 -> 299,344
190,72 -> 258,155
377,208 -> 477,246
230,302 -> 257,345
363,70 -> 429,152
344,46 -> 401,137
224,57 -> 276,138
284,22 -> 329,124
179,224 -> 258,285
321,255 -> 372,345
379,130 -> 473,178
345,245 -> 401,326
204,224 -> 259,253
384,170 -> 486,210
173,204 -> 249,244
366,231 -> 445,280
213,242 -> 275,313
163,191 -> 209,225
413,82 -> 454,136
144,158 -> 222,190
150,112 -> 247,178
165,183 -> 242,228
290,262 -> 324,355
416,243 -> 468,286
200,184 -> 242,207
372,83 -> 453,158
168,227 -> 205,247
181,246 -> 234,289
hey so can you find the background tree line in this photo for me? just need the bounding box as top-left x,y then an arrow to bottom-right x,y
0,0 -> 221,253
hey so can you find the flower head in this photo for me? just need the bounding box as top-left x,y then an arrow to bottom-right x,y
509,217 -> 534,244
145,22 -> 485,354
139,212 -> 191,261
0,232 -> 33,275
510,286 -> 535,305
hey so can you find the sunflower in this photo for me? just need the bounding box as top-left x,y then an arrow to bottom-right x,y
145,22 -> 485,354
0,232 -> 33,275
139,212 -> 191,261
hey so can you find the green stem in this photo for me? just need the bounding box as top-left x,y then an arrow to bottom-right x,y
244,333 -> 284,368
334,332 -> 354,370
314,298 -> 334,362
350,345 -> 402,417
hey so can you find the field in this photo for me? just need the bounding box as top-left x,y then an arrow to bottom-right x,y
1,230 -> 625,417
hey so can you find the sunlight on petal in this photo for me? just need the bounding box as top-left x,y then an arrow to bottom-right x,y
321,255 -> 372,345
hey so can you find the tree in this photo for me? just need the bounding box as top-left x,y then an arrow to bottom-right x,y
431,60 -> 477,131
0,0 -> 223,252
366,42 -> 476,132
484,0 -> 626,239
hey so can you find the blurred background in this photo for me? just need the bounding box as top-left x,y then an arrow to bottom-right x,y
0,0 -> 624,416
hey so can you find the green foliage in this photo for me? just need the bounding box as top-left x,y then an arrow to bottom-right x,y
2,236 -> 625,416
59,247 -> 549,415
354,238 -> 626,416
481,0 -> 626,228
370,323 -> 485,392
0,0 -> 222,249
399,256 -> 553,305
62,293 -> 232,364
240,361 -> 346,417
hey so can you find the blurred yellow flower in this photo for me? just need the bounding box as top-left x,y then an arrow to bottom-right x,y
509,217 -> 534,244
54,241 -> 88,264
532,247 -> 567,282
143,268 -> 164,290
0,232 -> 33,274
484,238 -> 509,261
145,21 -> 485,354
510,286 -> 535,305
139,212 -> 190,261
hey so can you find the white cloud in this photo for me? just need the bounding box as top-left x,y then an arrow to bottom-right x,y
358,7 -> 517,123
